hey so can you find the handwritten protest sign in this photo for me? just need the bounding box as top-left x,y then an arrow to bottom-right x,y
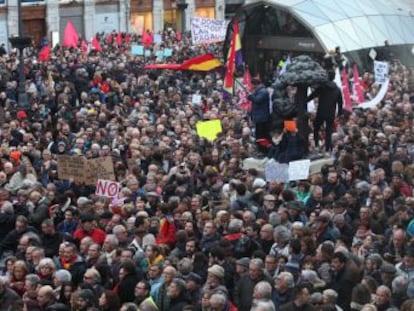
57,155 -> 86,184
196,119 -> 222,141
191,17 -> 228,45
374,61 -> 389,84
288,159 -> 310,181
57,156 -> 115,185
84,157 -> 115,185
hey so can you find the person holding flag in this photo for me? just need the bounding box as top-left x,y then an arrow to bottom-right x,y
248,77 -> 272,155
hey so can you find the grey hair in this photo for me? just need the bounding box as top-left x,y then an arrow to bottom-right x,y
25,274 -> 41,287
323,289 -> 338,303
254,281 -> 273,300
252,300 -> 276,311
392,275 -> 408,294
250,258 -> 264,270
113,224 -> 127,235
54,269 -> 72,283
210,293 -> 227,306
37,258 -> 56,271
105,234 -> 119,247
1,201 -> 14,214
273,226 -> 291,244
228,218 -> 243,234
278,272 -> 295,288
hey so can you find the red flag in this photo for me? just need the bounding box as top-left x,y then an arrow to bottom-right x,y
63,21 -> 79,48
353,64 -> 364,104
142,31 -> 153,47
116,32 -> 122,45
341,68 -> 352,112
125,33 -> 131,43
176,31 -> 182,41
38,45 -> 51,62
106,34 -> 113,44
237,67 -> 253,111
81,40 -> 88,54
92,37 -> 102,52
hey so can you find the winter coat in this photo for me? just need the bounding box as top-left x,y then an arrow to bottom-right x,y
308,81 -> 343,120
248,85 -> 271,123
234,274 -> 272,311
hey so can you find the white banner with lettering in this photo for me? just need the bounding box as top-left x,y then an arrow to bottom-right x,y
191,17 -> 228,45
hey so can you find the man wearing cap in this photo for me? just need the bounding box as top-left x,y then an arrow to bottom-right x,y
380,263 -> 397,288
73,214 -> 106,245
235,257 -> 250,284
235,258 -> 272,311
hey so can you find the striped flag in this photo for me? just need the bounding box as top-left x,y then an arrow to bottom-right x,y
224,18 -> 242,95
353,64 -> 364,104
341,68 -> 352,112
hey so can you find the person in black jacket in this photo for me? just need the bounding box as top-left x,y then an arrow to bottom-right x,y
248,78 -> 271,154
166,278 -> 191,311
115,259 -> 141,304
307,70 -> 343,153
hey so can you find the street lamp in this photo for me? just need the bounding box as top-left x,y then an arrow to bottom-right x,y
176,0 -> 188,32
9,0 -> 31,110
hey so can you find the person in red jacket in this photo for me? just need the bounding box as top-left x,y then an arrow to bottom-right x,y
74,214 -> 106,245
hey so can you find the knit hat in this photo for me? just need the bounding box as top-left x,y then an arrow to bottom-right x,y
208,264 -> 225,279
236,257 -> 250,269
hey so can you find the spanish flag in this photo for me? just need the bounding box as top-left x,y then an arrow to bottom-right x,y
224,18 -> 242,95
144,54 -> 222,72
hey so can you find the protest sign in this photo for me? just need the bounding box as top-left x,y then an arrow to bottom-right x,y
84,156 -> 115,185
57,155 -> 87,183
164,48 -> 173,57
288,159 -> 310,181
196,119 -> 222,141
156,50 -> 164,60
57,155 -> 114,185
191,17 -> 228,45
153,33 -> 162,44
374,61 -> 389,84
264,159 -> 289,183
96,179 -> 120,198
131,45 -> 144,55
192,94 -> 202,105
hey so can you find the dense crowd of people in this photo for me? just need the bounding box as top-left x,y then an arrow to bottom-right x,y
0,28 -> 414,311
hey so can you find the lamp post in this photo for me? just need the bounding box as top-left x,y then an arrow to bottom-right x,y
176,0 -> 188,32
9,0 -> 31,110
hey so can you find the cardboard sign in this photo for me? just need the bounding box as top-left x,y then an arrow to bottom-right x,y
57,155 -> 87,184
191,17 -> 228,45
95,179 -> 120,198
57,156 -> 115,185
84,157 -> 116,185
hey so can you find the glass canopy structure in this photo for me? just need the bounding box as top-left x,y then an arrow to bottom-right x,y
226,0 -> 414,75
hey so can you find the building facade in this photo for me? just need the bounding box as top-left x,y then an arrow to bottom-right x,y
0,0 -> 227,48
